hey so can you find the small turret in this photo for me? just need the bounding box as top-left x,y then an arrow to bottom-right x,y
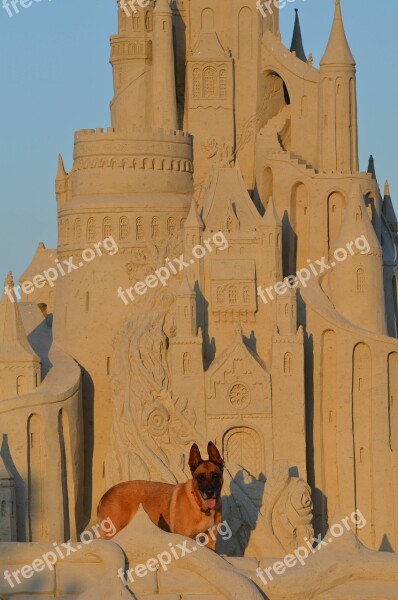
260,197 -> 283,284
55,154 -> 68,204
329,184 -> 387,335
318,0 -> 358,173
290,9 -> 307,62
152,0 -> 178,129
0,272 -> 41,400
175,274 -> 197,338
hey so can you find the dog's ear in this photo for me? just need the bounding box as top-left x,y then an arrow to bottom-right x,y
207,441 -> 224,470
189,443 -> 203,473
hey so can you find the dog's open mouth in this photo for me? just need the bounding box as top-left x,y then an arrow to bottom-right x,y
200,494 -> 217,510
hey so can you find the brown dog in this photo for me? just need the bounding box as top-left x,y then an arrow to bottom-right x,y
97,442 -> 224,549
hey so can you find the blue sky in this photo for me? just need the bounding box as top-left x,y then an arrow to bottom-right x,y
0,0 -> 396,279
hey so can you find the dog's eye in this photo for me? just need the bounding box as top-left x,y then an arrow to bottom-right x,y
197,474 -> 206,482
211,473 -> 220,481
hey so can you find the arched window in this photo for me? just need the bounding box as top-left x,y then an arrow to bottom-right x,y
16,375 -> 27,396
243,286 -> 250,304
229,286 -> 237,304
284,352 -> 293,375
145,11 -> 152,31
1,500 -> 5,517
183,352 -> 192,374
203,67 -> 216,98
74,218 -> 81,241
167,217 -> 177,235
136,217 -> 143,241
151,217 -> 160,239
103,217 -> 112,238
357,268 -> 365,293
120,216 -> 128,240
193,68 -> 201,98
87,218 -> 96,242
217,287 -> 224,304
220,69 -> 227,98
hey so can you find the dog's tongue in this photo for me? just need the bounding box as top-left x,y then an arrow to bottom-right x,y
205,498 -> 216,510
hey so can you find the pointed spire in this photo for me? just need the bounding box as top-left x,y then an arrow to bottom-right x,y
382,179 -> 398,232
56,154 -> 67,180
0,272 -> 40,363
177,273 -> 194,297
320,0 -> 355,67
262,197 -> 282,227
290,9 -> 307,62
185,199 -> 204,229
367,155 -> 376,179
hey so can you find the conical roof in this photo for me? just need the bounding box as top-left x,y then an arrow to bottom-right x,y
154,0 -> 172,15
367,155 -> 376,179
333,184 -> 381,257
19,243 -> 57,284
320,0 -> 355,67
290,9 -> 307,62
177,273 -> 194,297
184,198 -> 204,229
382,180 -> 398,230
261,197 -> 282,227
0,272 -> 40,363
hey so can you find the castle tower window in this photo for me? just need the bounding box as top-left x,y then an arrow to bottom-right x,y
217,287 -> 224,304
284,352 -> 293,375
243,286 -> 250,304
103,217 -> 112,239
167,217 -> 177,235
64,219 -> 69,244
1,500 -> 5,517
16,375 -> 27,396
145,11 -> 152,31
183,352 -> 192,374
220,69 -> 227,98
357,268 -> 365,293
120,216 -> 128,240
87,218 -> 96,242
151,217 -> 160,239
136,217 -> 144,241
229,286 -> 237,304
193,68 -> 201,98
203,67 -> 216,98
74,218 -> 81,241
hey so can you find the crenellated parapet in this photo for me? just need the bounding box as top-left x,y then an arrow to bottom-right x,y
66,127 -> 193,199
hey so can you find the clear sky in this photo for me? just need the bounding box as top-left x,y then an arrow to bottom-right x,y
0,0 -> 397,280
